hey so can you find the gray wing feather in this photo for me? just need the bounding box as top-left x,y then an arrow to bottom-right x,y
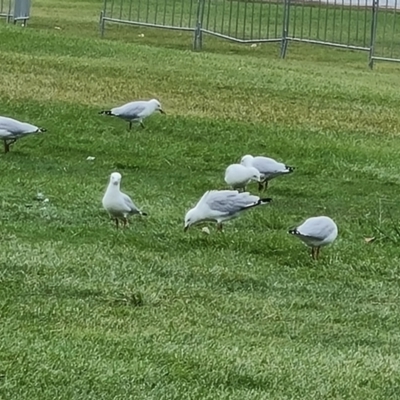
121,192 -> 141,214
253,157 -> 285,175
207,191 -> 259,215
112,102 -> 147,119
0,117 -> 38,136
298,219 -> 334,240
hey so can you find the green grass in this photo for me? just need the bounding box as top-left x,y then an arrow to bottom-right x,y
2,0 -> 400,398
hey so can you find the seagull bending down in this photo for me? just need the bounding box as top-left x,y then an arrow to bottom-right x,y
102,172 -> 147,228
0,116 -> 46,153
184,190 -> 272,232
224,164 -> 261,192
99,99 -> 165,130
241,154 -> 294,192
288,216 -> 338,260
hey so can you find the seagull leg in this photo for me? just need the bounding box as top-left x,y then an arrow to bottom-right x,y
140,121 -> 145,129
258,180 -> 268,192
311,247 -> 317,260
128,121 -> 132,130
316,247 -> 321,260
216,223 -> 223,232
115,218 -> 119,229
4,141 -> 9,153
123,217 -> 129,228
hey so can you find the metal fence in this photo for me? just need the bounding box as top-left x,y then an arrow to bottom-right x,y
0,0 -> 31,24
100,0 -> 400,68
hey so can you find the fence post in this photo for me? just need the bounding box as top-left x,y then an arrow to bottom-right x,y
193,0 -> 204,51
280,0 -> 290,58
100,0 -> 107,37
368,0 -> 379,69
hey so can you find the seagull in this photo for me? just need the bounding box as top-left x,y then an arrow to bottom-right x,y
102,172 -> 147,228
288,216 -> 338,260
240,154 -> 294,192
99,99 -> 165,130
184,190 -> 272,232
0,116 -> 46,153
224,164 -> 261,192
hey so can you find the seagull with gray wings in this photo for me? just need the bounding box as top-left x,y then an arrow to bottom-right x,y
102,172 -> 147,228
240,154 -> 294,192
0,116 -> 46,153
184,190 -> 272,232
99,99 -> 165,130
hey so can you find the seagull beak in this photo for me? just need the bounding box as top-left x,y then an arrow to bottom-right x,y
183,225 -> 189,232
159,109 -> 166,114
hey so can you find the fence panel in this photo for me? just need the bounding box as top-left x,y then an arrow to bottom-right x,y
200,0 -> 285,44
371,0 -> 400,64
0,0 -> 12,21
100,0 -> 400,66
286,0 -> 373,51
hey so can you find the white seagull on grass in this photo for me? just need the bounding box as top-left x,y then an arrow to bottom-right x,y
241,154 -> 294,192
0,116 -> 46,153
102,172 -> 147,229
99,99 -> 165,130
224,164 -> 261,192
184,190 -> 272,232
288,216 -> 338,260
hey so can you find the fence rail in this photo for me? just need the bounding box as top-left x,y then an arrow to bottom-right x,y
100,0 -> 400,68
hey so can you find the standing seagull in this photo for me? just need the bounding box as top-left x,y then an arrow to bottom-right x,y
102,172 -> 147,229
184,190 -> 272,232
0,116 -> 46,153
288,216 -> 338,260
99,99 -> 165,130
224,163 -> 261,192
241,154 -> 294,192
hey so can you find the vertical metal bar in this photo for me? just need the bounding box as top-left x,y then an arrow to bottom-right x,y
213,0 -> 219,33
100,0 -> 107,37
110,0 -> 115,18
363,0 -> 368,46
228,0 -> 233,35
347,0 -> 352,45
250,0 -> 255,40
162,0 -> 168,25
221,0 -> 226,35
119,0 -> 123,20
317,0 -> 321,39
274,0 -> 279,37
324,0 -> 329,41
145,0 -> 150,23
193,0 -> 203,49
390,0 -> 397,57
206,0 -> 212,31
368,0 -> 379,69
280,0 -> 290,58
137,0 -> 141,21
292,1 -> 297,37
355,0 -> 360,43
188,0 -> 194,27
332,0 -> 337,41
308,0 -> 313,38
235,0 -> 240,38
260,0 -> 265,39
243,0 -> 248,39
128,0 -> 133,21
300,0 -> 305,39
154,0 -> 159,24
180,0 -> 184,27
339,0 -> 344,43
172,0 -> 177,26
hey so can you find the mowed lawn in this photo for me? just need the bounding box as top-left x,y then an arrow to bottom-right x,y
1,0 -> 400,398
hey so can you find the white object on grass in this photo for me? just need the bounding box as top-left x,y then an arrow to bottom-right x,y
99,99 -> 165,130
102,172 -> 147,228
184,190 -> 272,232
0,116 -> 46,153
288,216 -> 338,260
224,163 -> 261,191
240,154 -> 294,191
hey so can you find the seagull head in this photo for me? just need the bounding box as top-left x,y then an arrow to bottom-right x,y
109,172 -> 122,186
150,99 -> 165,114
183,207 -> 200,232
240,154 -> 254,167
248,166 -> 261,182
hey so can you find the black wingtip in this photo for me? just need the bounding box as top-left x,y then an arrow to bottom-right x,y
288,228 -> 299,235
99,110 -> 112,115
286,166 -> 295,173
140,212 -> 148,216
38,128 -> 47,133
259,198 -> 272,205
